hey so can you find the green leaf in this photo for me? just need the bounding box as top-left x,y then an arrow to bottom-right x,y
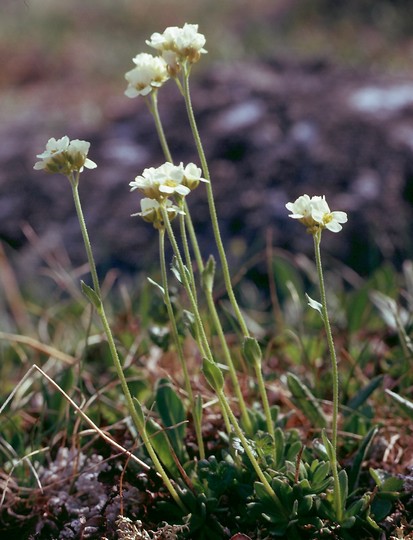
338,469 -> 349,509
348,425 -> 379,493
201,255 -> 216,293
170,256 -> 191,285
155,378 -> 187,461
182,310 -> 197,339
242,336 -> 262,367
80,280 -> 101,308
202,358 -> 224,392
145,417 -> 179,478
346,375 -> 383,413
385,389 -> 413,420
132,397 -> 146,427
321,430 -> 335,463
286,372 -> 327,428
193,394 -> 203,441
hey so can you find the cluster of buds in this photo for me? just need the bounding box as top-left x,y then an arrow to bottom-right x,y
34,136 -> 97,177
286,194 -> 347,234
130,162 -> 208,229
124,23 -> 207,98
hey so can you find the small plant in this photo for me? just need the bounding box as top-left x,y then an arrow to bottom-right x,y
1,22 -> 411,539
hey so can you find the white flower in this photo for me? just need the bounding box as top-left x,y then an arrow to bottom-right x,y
34,136 -> 96,175
146,23 -> 207,72
130,162 -> 190,200
124,53 -> 169,98
65,139 -> 97,172
181,162 -> 208,190
132,197 -> 183,229
309,196 -> 347,232
286,194 -> 347,233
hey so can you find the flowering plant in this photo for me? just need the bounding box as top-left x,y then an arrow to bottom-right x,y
21,22 -> 408,539
286,194 -> 348,233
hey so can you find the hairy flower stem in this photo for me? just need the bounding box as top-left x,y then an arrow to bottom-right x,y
313,231 -> 342,521
203,287 -> 253,434
159,229 -> 205,459
149,91 -> 173,163
70,176 -> 185,512
149,93 -> 204,281
149,82 -> 255,437
180,69 -> 249,338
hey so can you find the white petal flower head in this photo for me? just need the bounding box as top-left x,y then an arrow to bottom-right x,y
66,139 -> 97,173
286,194 -> 347,233
125,53 -> 169,98
34,136 -> 96,175
310,196 -> 348,232
146,23 -> 207,73
132,197 -> 183,229
130,162 -> 190,201
181,162 -> 208,191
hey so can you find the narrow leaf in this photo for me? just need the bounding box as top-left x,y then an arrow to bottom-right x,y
385,389 -> 413,420
155,378 -> 187,461
348,425 -> 379,493
80,281 -> 101,308
286,372 -> 327,428
346,375 -> 383,413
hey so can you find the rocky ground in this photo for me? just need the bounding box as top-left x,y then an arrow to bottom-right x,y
2,58 -> 413,284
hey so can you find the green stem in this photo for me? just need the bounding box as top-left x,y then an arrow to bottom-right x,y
253,360 -> 276,462
149,91 -> 173,163
313,231 -> 342,521
162,206 -> 212,362
70,178 -> 185,512
178,201 -> 196,298
180,70 -> 249,338
70,175 -> 101,297
203,287 -> 253,434
159,229 -> 205,460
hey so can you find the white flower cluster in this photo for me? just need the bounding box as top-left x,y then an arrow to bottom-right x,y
34,136 -> 97,175
124,53 -> 169,98
124,23 -> 207,97
286,194 -> 347,233
131,162 -> 208,228
146,23 -> 207,72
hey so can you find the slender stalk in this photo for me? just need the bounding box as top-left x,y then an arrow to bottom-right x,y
162,206 -> 213,362
149,91 -> 173,163
148,94 -> 252,431
70,174 -> 101,297
180,69 -> 249,338
203,287 -> 253,434
253,360 -> 276,462
313,231 -> 342,521
159,229 -> 205,459
178,202 -> 196,297
70,178 -> 185,511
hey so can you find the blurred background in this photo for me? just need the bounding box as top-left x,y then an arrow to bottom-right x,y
2,0 -> 413,293
3,0 -> 413,121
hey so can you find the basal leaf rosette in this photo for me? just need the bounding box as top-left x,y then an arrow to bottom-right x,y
124,53 -> 170,98
34,136 -> 97,176
286,194 -> 347,234
146,23 -> 207,75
